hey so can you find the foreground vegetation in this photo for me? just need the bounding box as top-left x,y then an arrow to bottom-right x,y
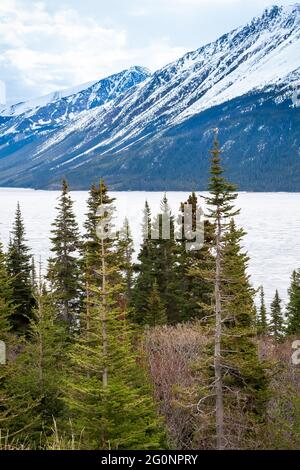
0,135 -> 300,450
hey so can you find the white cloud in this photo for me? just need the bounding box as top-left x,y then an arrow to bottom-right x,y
0,0 -> 190,103
0,1 -> 130,99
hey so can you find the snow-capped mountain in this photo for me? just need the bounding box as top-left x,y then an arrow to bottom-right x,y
0,80 -> 98,118
0,66 -> 150,133
0,5 -> 299,190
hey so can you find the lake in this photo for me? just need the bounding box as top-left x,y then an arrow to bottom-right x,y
1,188 -> 300,308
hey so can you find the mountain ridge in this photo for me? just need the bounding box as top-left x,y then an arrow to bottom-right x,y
0,66 -> 151,118
0,4 -> 299,190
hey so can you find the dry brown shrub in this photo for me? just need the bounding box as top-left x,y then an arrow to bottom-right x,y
143,322 -> 209,449
144,326 -> 300,449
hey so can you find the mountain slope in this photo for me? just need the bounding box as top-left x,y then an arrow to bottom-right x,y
0,4 -> 299,190
0,66 -> 150,143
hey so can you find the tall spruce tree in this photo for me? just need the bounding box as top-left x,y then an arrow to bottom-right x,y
83,181 -> 115,273
193,132 -> 269,449
257,286 -> 268,335
220,219 -> 269,444
81,180 -> 120,330
64,182 -> 165,449
47,180 -> 81,331
205,131 -> 239,449
270,290 -> 284,342
7,203 -> 35,334
286,270 -> 300,335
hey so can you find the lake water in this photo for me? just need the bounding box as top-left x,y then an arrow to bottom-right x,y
0,188 -> 300,308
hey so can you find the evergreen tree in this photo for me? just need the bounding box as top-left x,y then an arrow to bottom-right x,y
150,195 -> 181,323
0,364 -> 38,447
117,218 -> 134,305
220,220 -> 269,442
47,180 -> 81,331
270,290 -> 284,342
64,184 -> 165,449
7,203 -> 35,334
131,201 -> 156,324
205,132 -> 239,449
286,270 -> 300,335
256,286 -> 268,335
192,133 -> 268,449
0,241 -> 14,339
177,192 -> 214,321
81,180 -> 121,330
144,279 -> 167,327
133,196 -> 181,325
1,279 -> 66,448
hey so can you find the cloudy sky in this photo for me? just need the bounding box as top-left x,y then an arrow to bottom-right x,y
0,0 -> 294,104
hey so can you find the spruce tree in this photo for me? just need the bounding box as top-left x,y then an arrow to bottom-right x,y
205,132 -> 239,449
117,218 -> 134,305
151,195 -> 180,323
82,180 -> 116,274
257,286 -> 268,335
1,275 -> 67,448
131,201 -> 156,324
177,192 -> 214,321
47,180 -> 81,331
64,184 -> 165,449
0,241 -> 14,339
133,195 -> 181,325
193,132 -> 269,449
0,245 -> 38,445
286,270 -> 300,335
270,290 -> 284,342
0,365 -> 38,447
81,180 -> 120,329
220,219 -> 269,443
144,279 -> 168,327
6,203 -> 35,334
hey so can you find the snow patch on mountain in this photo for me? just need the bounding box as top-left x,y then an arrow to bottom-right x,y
0,66 -> 151,119
176,4 -> 300,122
0,81 -> 97,118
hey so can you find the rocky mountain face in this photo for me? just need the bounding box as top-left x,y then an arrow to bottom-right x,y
0,4 -> 299,190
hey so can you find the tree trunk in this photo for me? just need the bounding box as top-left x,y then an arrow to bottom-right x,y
215,208 -> 224,450
101,237 -> 108,388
